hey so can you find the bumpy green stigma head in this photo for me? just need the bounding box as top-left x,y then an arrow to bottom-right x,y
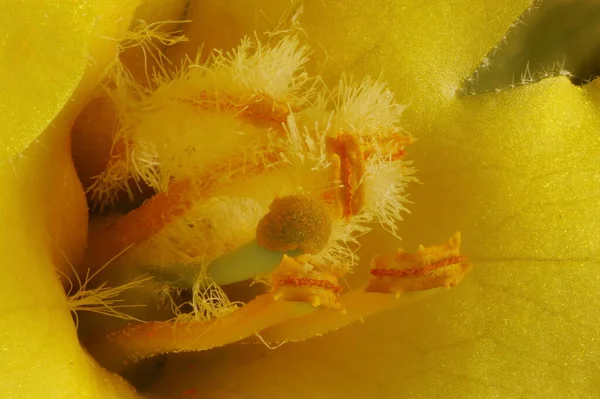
256,195 -> 332,255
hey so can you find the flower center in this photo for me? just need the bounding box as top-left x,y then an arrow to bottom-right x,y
71,28 -> 470,377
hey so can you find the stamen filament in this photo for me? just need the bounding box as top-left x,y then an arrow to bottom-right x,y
85,178 -> 193,272
88,294 -> 314,373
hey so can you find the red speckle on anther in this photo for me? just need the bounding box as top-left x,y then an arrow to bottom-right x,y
371,256 -> 467,277
326,134 -> 366,218
277,277 -> 343,293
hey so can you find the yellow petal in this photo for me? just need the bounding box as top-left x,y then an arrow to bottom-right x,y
147,77 -> 600,397
0,1 -> 146,396
0,0 -> 139,160
0,130 -> 139,398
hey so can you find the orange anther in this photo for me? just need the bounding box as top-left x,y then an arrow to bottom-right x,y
270,256 -> 344,309
367,233 -> 472,293
326,133 -> 366,218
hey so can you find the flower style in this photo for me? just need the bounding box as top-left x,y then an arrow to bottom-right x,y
2,1 -> 600,398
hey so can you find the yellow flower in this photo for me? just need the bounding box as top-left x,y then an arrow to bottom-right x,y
2,1 -> 599,398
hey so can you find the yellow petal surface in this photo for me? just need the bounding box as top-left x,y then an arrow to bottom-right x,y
0,0 -> 139,160
0,1 -> 145,397
147,77 -> 600,398
0,132 -> 140,398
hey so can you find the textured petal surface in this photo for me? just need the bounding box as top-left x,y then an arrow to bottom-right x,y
0,0 -> 138,160
0,131 -> 140,398
0,1 -> 143,397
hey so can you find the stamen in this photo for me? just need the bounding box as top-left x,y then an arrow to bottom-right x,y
325,133 -> 366,218
256,234 -> 471,344
270,255 -> 344,309
367,232 -> 472,293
